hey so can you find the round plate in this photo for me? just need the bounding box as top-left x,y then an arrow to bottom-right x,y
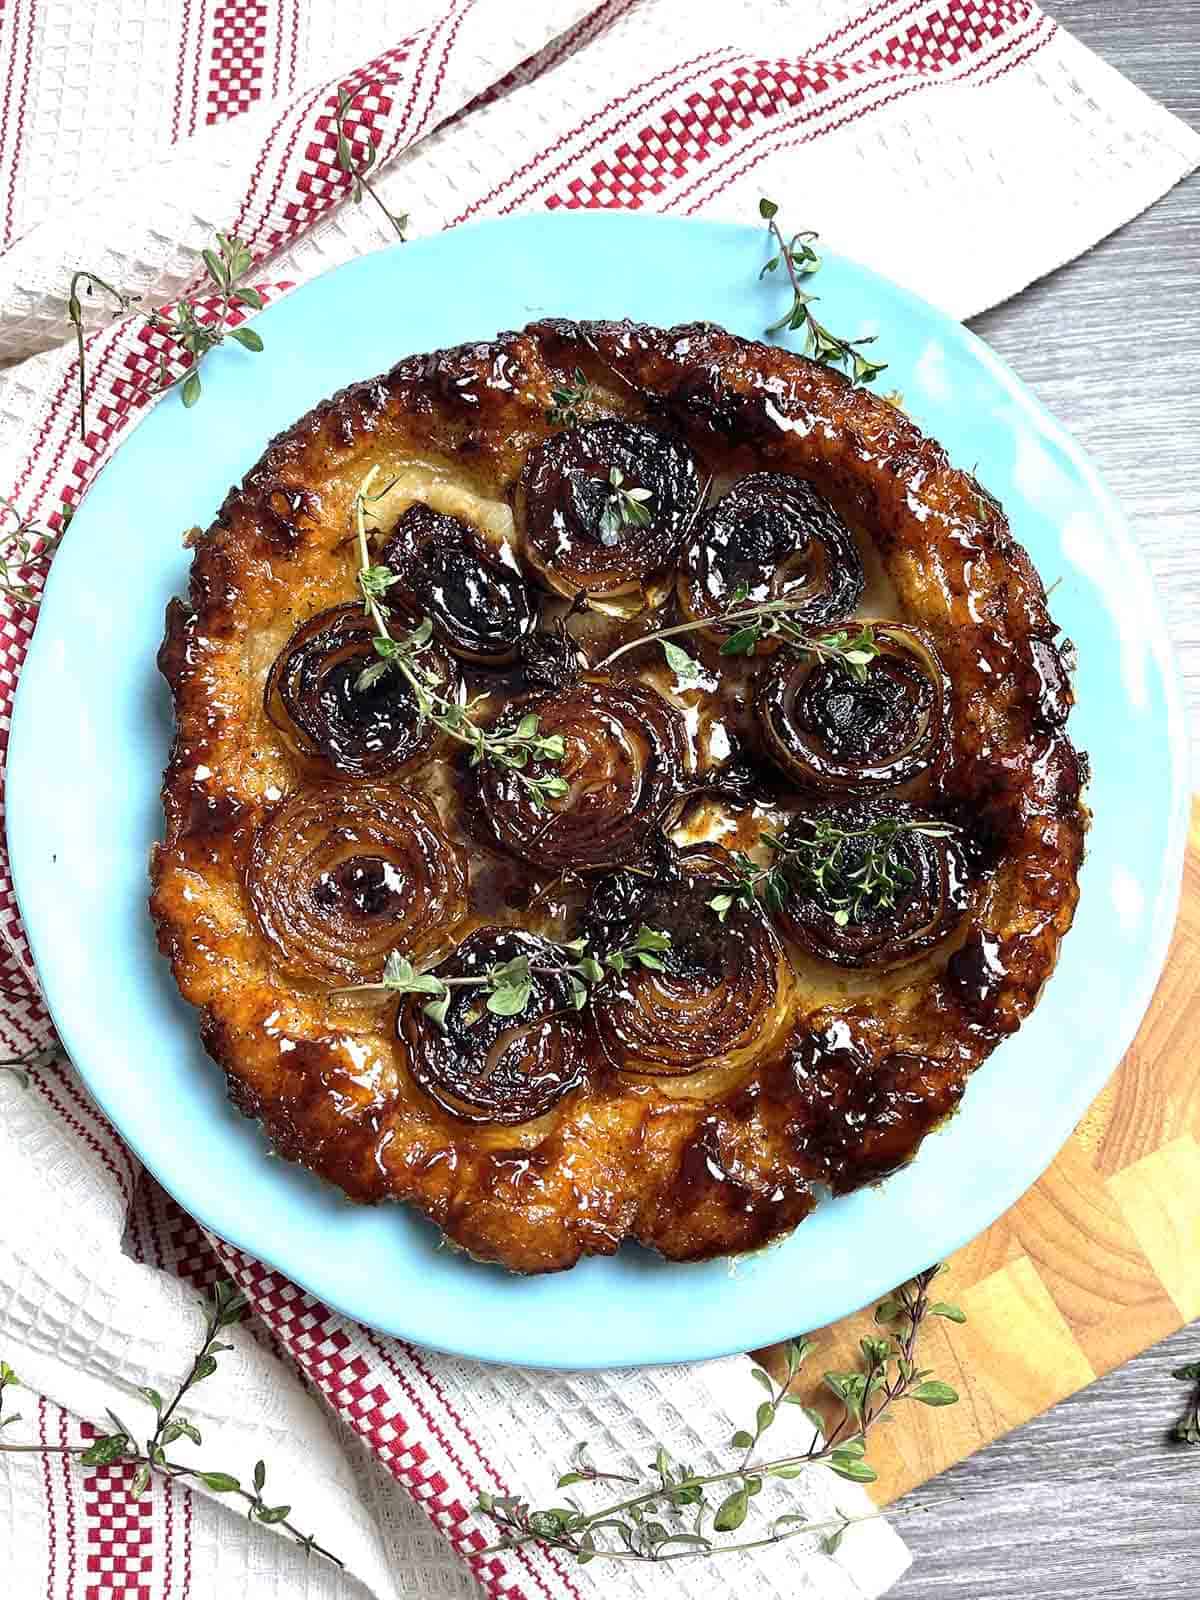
8,215 -> 1188,1368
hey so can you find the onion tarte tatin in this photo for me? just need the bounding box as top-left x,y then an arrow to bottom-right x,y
151,319 -> 1086,1273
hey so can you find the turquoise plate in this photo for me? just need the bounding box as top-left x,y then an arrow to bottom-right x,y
8,215 -> 1188,1368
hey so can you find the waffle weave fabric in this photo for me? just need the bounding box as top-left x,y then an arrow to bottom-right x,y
0,4 -> 1196,1598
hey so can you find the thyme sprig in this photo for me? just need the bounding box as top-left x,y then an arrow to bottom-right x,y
546,367 -> 594,427
1173,1362 -> 1200,1445
759,198 -> 886,385
336,926 -> 672,1029
0,1282 -> 342,1568
334,86 -> 408,240
599,466 -> 654,544
0,496 -> 71,609
475,1268 -> 962,1565
67,233 -> 264,437
708,815 -> 960,927
146,232 -> 265,411
597,586 -> 881,682
351,469 -> 568,807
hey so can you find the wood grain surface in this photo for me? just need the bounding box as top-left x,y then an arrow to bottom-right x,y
869,6 -> 1200,1592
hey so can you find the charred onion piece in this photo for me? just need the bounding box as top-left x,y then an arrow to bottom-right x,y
515,418 -> 701,598
518,627 -> 585,693
265,603 -> 461,779
772,1022 -> 963,1189
379,503 -> 534,665
775,798 -> 971,969
678,472 -> 864,640
585,845 -> 792,1076
400,926 -> 588,1125
475,675 -> 687,872
757,621 -> 949,797
246,785 -> 467,982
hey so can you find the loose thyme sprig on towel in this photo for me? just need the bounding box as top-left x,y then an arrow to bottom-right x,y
334,86 -> 408,239
708,815 -> 962,926
758,198 -> 886,385
474,1268 -> 962,1565
352,467 -> 569,807
336,926 -> 673,1029
67,233 -> 264,437
598,584 -> 881,683
0,1282 -> 342,1567
0,496 -> 72,609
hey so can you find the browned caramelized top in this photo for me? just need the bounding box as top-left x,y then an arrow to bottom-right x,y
151,319 -> 1086,1274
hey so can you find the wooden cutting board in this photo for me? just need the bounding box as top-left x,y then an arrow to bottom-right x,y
765,799 -> 1200,1505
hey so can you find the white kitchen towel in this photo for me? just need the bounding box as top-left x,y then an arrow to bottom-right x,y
0,4 -> 1196,1600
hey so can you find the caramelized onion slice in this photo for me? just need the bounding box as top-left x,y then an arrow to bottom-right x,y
774,798 -> 971,970
475,675 -> 687,872
380,503 -> 534,665
265,603 -> 461,779
246,785 -> 467,982
515,418 -> 701,598
757,622 -> 949,798
585,845 -> 792,1076
678,472 -> 864,640
769,1021 -> 963,1188
400,926 -> 588,1125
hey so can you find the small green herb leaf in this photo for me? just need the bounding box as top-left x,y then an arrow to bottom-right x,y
928,1302 -> 966,1324
81,1433 -> 130,1466
712,1487 -> 749,1532
661,638 -> 708,691
911,1380 -> 959,1407
198,1471 -> 241,1493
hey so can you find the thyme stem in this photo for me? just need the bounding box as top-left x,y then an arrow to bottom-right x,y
476,1269 -> 960,1565
597,598 -> 866,671
0,1284 -> 341,1568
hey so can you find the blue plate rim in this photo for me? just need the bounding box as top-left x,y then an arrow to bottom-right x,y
7,212 -> 1191,1368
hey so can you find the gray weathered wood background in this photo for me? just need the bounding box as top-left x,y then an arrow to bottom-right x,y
891,4 -> 1200,1594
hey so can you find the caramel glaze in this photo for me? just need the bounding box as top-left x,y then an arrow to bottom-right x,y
150,320 -> 1087,1273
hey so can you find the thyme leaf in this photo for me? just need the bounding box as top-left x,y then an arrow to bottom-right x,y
1173,1363 -> 1200,1446
0,497 -> 72,609
599,593 -> 882,681
546,367 -> 594,428
598,466 -> 654,546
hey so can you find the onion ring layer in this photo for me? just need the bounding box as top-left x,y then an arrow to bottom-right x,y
380,503 -> 534,664
756,622 -> 949,798
515,418 -> 701,598
400,926 -> 588,1125
774,797 -> 971,969
585,845 -> 793,1076
475,675 -> 688,872
245,784 -> 467,982
265,603 -> 461,779
678,471 -> 864,641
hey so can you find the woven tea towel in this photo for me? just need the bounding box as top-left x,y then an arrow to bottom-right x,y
0,3 -> 1196,1599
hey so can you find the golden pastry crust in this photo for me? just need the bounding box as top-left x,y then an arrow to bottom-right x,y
150,319 -> 1086,1273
